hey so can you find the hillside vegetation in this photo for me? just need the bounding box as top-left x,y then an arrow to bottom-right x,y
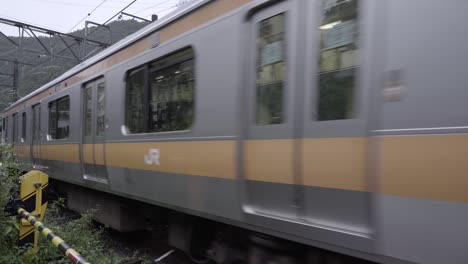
0,19 -> 148,110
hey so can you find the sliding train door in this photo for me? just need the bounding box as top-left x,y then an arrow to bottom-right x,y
299,0 -> 371,233
243,2 -> 300,219
81,78 -> 109,184
242,0 -> 373,236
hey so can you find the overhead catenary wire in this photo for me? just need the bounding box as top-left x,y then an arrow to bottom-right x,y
0,0 -> 177,93
25,0 -> 156,7
133,0 -> 174,14
21,0 -> 131,9
68,0 -> 110,32
2,0 -> 139,81
100,0 -> 138,26
140,4 -> 178,19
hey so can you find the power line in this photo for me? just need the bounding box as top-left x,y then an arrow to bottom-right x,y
101,0 -> 138,26
25,0 -> 156,6
9,0 -> 139,78
133,0 -> 174,14
1,0 -> 177,94
22,0 -> 131,9
137,4 -> 178,19
0,13 -> 60,35
68,0 -> 110,32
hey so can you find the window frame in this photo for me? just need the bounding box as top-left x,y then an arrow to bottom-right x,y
1,117 -> 5,142
32,103 -> 41,142
302,0 -> 365,138
124,47 -> 195,135
96,82 -> 106,137
245,2 -> 296,140
254,12 -> 287,126
314,0 -> 359,122
12,113 -> 18,143
21,111 -> 27,142
125,66 -> 148,134
4,116 -> 8,143
48,95 -> 70,140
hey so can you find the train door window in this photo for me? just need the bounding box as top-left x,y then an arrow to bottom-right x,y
148,48 -> 194,132
48,96 -> 70,140
12,113 -> 18,143
255,13 -> 286,125
57,97 -> 70,139
21,112 -> 26,142
1,117 -> 5,142
126,67 -> 146,133
32,104 -> 41,141
84,87 -> 92,136
315,0 -> 359,121
0,118 -> 3,142
49,100 -> 57,139
96,82 -> 105,136
4,116 -> 8,142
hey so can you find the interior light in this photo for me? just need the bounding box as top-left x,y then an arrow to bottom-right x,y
319,21 -> 341,30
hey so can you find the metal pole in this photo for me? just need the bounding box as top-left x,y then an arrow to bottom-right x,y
17,208 -> 90,264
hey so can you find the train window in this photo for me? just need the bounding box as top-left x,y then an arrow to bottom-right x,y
32,104 -> 41,141
315,0 -> 359,121
21,112 -> 26,142
0,118 -> 3,142
84,87 -> 92,136
255,13 -> 286,125
148,49 -> 194,132
49,100 -> 57,138
96,82 -> 105,136
126,67 -> 146,133
4,116 -> 8,142
12,113 -> 18,143
1,117 -> 5,142
48,96 -> 70,140
125,47 -> 195,134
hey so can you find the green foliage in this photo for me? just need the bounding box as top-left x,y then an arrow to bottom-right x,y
0,19 -> 148,110
0,145 -> 140,264
27,200 -> 133,264
0,144 -> 23,262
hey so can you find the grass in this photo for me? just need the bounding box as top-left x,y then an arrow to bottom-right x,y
0,144 -> 150,264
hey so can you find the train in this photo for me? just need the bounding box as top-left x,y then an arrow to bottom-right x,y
1,0 -> 467,263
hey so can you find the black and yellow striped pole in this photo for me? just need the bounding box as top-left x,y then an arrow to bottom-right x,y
4,170 -> 90,264
18,208 -> 90,264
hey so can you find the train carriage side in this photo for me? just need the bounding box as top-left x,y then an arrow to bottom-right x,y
38,84 -> 84,185
2,0 -> 468,263
3,0 -> 381,261
373,0 -> 468,263
102,4 -> 246,222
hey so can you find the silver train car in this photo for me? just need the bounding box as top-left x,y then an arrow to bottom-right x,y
1,0 -> 467,263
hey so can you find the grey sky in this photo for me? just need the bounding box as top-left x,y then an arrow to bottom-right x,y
0,0 -> 181,36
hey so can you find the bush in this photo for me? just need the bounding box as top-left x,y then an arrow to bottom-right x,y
0,144 -> 144,264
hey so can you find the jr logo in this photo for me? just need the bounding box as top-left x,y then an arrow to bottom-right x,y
144,148 -> 160,165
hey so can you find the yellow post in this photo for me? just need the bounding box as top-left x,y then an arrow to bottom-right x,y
18,170 -> 49,248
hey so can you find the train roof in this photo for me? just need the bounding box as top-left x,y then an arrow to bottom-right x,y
3,0 -> 211,112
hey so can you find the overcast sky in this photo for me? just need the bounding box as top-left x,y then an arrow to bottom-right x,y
0,0 -> 182,36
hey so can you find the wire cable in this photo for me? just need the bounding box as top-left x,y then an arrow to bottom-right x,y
0,0 -> 175,89
68,0 -> 110,32
138,4 -> 178,20
9,0 -> 139,78
133,0 -> 173,14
